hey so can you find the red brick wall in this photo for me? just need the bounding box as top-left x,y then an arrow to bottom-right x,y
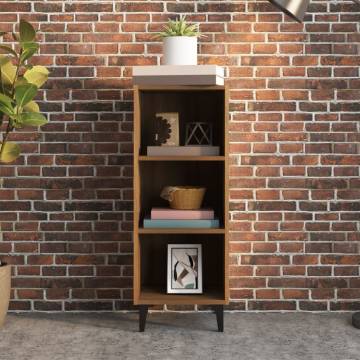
0,1 -> 359,312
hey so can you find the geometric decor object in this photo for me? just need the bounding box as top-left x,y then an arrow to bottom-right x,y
185,122 -> 213,145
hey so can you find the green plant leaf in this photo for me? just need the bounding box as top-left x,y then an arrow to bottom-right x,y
0,93 -> 12,108
155,15 -> 202,39
14,76 -> 29,88
17,112 -> 47,127
0,55 -> 10,67
0,142 -> 20,163
23,65 -> 49,87
0,105 -> 14,117
0,60 -> 17,85
0,44 -> 17,57
19,19 -> 36,43
0,93 -> 15,117
24,100 -> 39,113
20,42 -> 39,63
15,83 -> 37,108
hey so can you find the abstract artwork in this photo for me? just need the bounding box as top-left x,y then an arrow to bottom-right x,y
167,244 -> 203,294
153,112 -> 179,146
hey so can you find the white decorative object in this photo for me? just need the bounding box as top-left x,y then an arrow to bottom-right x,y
163,36 -> 197,65
133,65 -> 225,86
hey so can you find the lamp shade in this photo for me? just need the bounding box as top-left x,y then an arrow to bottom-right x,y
268,0 -> 310,22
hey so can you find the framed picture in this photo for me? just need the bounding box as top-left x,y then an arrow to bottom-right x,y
154,112 -> 179,146
167,244 -> 203,294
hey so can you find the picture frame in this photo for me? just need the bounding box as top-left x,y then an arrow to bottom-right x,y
167,244 -> 203,294
154,112 -> 179,146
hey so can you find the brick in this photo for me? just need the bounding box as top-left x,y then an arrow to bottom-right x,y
283,290 -> 309,299
256,289 -> 280,299
248,301 -> 296,311
248,201 -> 296,211
299,301 -> 328,311
117,2 -> 163,12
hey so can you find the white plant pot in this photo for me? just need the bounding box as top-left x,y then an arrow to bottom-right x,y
163,36 -> 198,65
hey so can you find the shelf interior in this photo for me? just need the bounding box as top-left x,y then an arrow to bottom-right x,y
138,161 -> 225,228
139,234 -> 225,303
138,89 -> 225,156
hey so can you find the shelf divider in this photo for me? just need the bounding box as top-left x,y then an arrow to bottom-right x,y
139,156 -> 225,161
138,228 -> 225,235
139,286 -> 226,305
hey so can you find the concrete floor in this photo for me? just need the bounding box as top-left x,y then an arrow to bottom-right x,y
0,312 -> 359,360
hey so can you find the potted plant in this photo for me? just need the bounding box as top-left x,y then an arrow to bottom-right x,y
0,19 -> 49,326
0,260 -> 10,327
157,15 -> 202,66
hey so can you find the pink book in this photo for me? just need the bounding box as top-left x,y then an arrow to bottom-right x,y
151,208 -> 214,220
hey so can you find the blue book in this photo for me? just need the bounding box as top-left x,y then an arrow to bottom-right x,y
143,217 -> 219,228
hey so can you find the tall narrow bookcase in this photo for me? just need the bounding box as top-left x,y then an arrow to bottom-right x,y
133,84 -> 229,331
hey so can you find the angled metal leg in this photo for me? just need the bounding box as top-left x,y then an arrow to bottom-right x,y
215,305 -> 224,332
139,305 -> 148,332
352,312 -> 360,329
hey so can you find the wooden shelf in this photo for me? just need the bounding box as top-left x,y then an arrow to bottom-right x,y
139,156 -> 225,161
133,85 -> 229,311
138,228 -> 225,234
136,287 -> 226,305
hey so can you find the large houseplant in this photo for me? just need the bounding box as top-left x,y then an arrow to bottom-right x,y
157,15 -> 202,65
0,19 -> 49,327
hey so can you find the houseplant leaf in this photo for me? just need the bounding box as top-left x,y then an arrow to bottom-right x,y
15,83 -> 37,108
0,142 -> 20,163
14,75 -> 30,88
0,93 -> 15,117
16,112 -> 48,127
20,42 -> 39,63
24,100 -> 39,113
0,45 -> 17,57
23,65 -> 49,87
0,60 -> 17,85
19,19 -> 36,43
0,93 -> 13,108
0,55 -> 10,67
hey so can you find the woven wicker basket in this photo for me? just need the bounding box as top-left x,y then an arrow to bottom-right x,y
161,186 -> 206,210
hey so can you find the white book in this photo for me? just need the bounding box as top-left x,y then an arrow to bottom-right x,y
147,146 -> 220,156
133,65 -> 225,86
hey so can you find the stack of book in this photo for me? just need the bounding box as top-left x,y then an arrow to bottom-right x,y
147,146 -> 220,156
143,208 -> 219,228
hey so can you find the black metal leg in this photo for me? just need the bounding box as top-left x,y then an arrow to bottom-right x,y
139,305 -> 148,332
215,305 -> 224,332
352,312 -> 360,329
